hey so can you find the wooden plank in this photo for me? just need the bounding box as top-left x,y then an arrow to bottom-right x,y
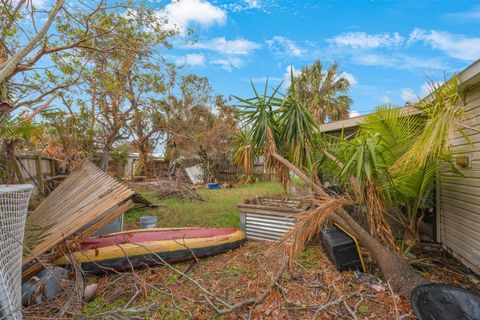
22,200 -> 135,279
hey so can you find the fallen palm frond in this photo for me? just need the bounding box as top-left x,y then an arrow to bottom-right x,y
271,196 -> 354,259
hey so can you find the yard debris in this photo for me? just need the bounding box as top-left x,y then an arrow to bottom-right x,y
22,160 -> 138,279
21,266 -> 68,307
129,178 -> 204,201
23,241 -> 422,319
83,283 -> 98,302
185,164 -> 203,184
354,270 -> 385,292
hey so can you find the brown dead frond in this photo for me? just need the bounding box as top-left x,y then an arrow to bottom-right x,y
265,128 -> 290,190
364,182 -> 397,249
271,196 -> 354,259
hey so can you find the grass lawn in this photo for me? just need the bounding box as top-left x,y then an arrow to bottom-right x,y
124,181 -> 283,229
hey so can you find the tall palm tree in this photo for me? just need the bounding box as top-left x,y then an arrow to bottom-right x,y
290,60 -> 352,124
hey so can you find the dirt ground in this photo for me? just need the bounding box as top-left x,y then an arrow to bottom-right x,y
23,238 -> 480,320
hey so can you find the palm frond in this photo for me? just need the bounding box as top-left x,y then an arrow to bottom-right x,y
393,77 -> 464,172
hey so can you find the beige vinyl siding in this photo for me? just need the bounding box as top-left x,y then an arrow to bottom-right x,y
438,83 -> 480,274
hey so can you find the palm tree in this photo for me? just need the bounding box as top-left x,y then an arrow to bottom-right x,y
234,75 -> 428,297
290,60 -> 352,124
317,106 -> 431,249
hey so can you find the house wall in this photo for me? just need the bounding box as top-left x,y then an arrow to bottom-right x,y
437,82 -> 480,274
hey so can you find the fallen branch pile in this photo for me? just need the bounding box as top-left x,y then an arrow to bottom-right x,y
23,241 -> 417,319
129,178 -> 204,201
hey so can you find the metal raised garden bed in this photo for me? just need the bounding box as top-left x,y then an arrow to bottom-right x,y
237,197 -> 310,241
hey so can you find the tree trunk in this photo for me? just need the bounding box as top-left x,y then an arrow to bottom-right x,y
136,145 -> 147,176
271,152 -> 428,298
99,145 -> 110,171
3,140 -> 17,184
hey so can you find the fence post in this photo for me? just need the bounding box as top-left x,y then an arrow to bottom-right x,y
35,154 -> 45,196
49,158 -> 55,176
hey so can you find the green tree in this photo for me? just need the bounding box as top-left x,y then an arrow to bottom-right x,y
289,61 -> 352,124
68,7 -> 176,170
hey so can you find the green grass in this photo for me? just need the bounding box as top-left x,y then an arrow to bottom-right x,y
125,181 -> 283,229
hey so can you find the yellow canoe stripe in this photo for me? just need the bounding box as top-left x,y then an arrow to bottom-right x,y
56,230 -> 245,264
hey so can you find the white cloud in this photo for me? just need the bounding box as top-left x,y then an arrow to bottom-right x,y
400,87 -> 418,102
421,82 -> 432,96
245,0 -> 261,9
175,53 -> 205,66
421,81 -> 442,96
186,37 -> 260,55
349,110 -> 361,118
282,65 -> 301,88
211,56 -> 244,72
352,53 -> 447,70
161,0 -> 226,34
381,95 -> 391,104
444,8 -> 480,21
222,0 -> 263,12
266,36 -> 304,57
328,32 -> 404,49
408,28 -> 480,61
338,71 -> 358,86
248,76 -> 283,83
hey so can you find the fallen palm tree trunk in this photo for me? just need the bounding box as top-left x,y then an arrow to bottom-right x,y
271,151 -> 428,298
22,160 -> 137,279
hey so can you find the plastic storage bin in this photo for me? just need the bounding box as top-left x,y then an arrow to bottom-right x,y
320,226 -> 363,271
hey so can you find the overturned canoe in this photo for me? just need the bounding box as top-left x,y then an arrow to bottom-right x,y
56,228 -> 246,273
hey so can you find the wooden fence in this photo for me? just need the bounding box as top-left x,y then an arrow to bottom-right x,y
13,154 -> 60,197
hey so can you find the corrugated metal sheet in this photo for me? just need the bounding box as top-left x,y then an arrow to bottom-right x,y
438,82 -> 480,274
238,203 -> 301,241
245,213 -> 296,241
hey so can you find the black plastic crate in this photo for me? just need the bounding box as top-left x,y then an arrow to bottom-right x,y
320,226 -> 363,272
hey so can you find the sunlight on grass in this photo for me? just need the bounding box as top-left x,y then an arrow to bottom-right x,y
125,181 -> 283,229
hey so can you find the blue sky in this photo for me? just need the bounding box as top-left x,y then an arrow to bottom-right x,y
156,0 -> 480,116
